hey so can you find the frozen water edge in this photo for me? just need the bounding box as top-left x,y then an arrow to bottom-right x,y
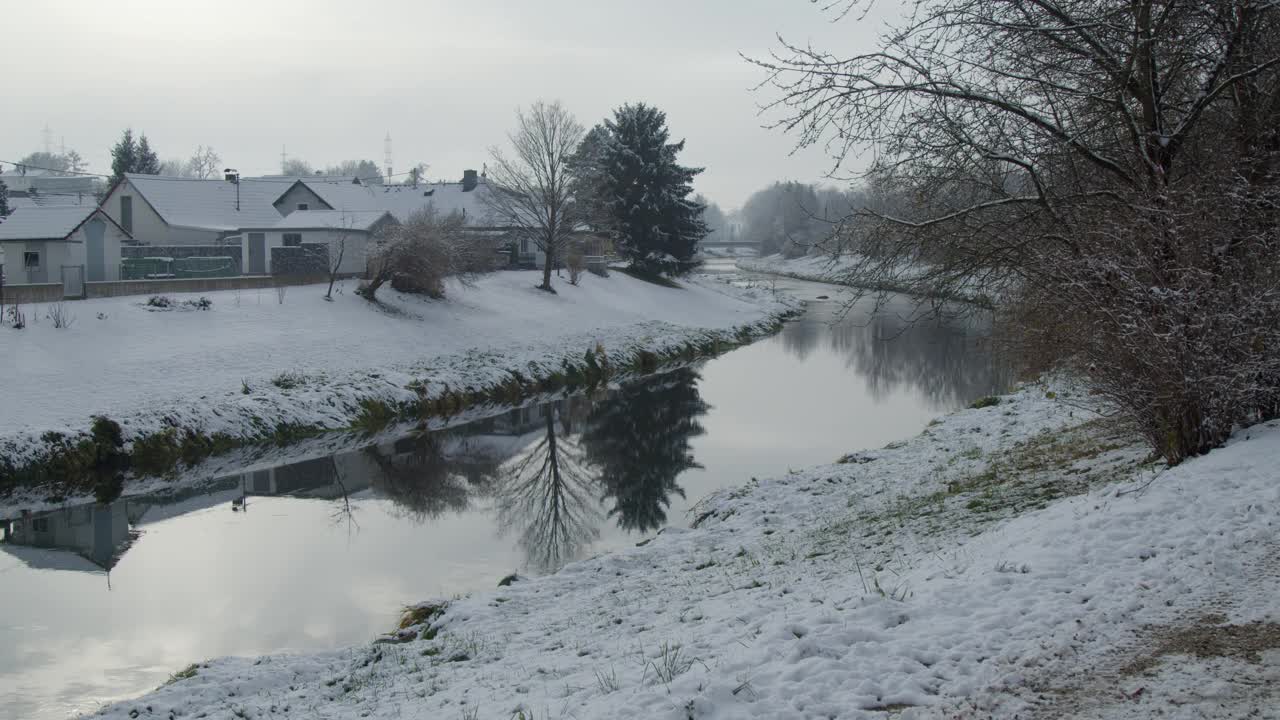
0,270 -> 799,515
89,383 -> 1280,719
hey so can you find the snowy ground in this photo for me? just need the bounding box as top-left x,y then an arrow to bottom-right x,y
90,383 -> 1280,719
0,270 -> 794,511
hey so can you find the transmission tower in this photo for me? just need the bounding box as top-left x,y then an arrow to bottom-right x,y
384,132 -> 393,183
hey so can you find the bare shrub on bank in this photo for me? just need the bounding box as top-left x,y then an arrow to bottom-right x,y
566,245 -> 586,286
358,207 -> 499,302
46,302 -> 74,329
755,0 -> 1280,464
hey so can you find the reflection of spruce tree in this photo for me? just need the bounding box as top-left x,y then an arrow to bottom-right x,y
581,368 -> 709,533
495,410 -> 601,572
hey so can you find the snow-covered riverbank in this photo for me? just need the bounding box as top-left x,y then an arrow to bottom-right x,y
91,381 -> 1280,719
0,270 -> 796,511
738,254 -> 993,306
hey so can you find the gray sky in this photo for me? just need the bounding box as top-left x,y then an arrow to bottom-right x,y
1,0 -> 890,209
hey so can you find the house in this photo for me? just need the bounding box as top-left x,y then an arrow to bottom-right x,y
0,205 -> 134,284
99,173 -> 285,246
1,502 -> 138,571
94,170 -> 529,276
235,209 -> 398,275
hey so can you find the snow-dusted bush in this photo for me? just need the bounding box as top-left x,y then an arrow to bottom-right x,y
359,207 -> 499,301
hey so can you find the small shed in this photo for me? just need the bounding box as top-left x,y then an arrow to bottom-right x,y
0,206 -> 134,285
235,210 -> 397,276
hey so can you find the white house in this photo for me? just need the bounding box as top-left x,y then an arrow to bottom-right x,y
0,206 -> 134,284
93,170 -> 531,275
99,173 -> 284,246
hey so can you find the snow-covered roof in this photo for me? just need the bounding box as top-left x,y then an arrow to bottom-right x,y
277,179 -> 500,226
272,210 -> 396,232
123,173 -> 285,231
0,206 -> 106,241
297,180 -> 382,212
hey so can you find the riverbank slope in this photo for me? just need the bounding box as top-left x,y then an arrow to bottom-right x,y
738,254 -> 993,306
0,270 -> 796,512
93,382 -> 1279,719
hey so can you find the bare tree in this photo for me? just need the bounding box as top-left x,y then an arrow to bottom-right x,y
322,224 -> 351,301
281,158 -> 314,177
187,145 -> 221,180
754,0 -> 1280,464
484,100 -> 587,293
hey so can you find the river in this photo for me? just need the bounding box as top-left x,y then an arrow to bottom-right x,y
0,271 -> 1007,719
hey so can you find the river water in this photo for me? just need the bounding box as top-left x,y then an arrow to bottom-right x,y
0,272 -> 1007,719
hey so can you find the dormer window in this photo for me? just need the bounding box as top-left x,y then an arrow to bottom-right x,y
297,203 -> 309,211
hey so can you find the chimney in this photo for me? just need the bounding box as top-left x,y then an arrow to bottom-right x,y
462,169 -> 478,192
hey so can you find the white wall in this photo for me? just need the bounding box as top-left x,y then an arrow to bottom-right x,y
263,229 -> 369,275
0,240 -> 80,284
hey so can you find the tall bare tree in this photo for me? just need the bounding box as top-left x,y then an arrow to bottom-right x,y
484,100 -> 586,293
187,145 -> 221,180
754,0 -> 1280,463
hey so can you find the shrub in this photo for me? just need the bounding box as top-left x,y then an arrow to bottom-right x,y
146,295 -> 173,308
969,396 -> 1001,410
47,302 -> 75,329
352,398 -> 398,434
359,207 -> 499,301
567,248 -> 586,285
183,296 -> 213,311
271,371 -> 306,390
6,304 -> 25,329
130,429 -> 183,477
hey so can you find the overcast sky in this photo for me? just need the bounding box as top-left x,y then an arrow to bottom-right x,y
1,0 -> 893,209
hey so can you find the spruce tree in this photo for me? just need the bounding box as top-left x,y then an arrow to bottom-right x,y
601,103 -> 707,276
568,124 -> 614,232
136,134 -> 161,175
0,179 -> 10,217
109,129 -> 139,185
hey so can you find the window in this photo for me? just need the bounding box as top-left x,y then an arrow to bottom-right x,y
296,203 -> 309,211
120,196 -> 133,234
23,251 -> 40,270
283,233 -> 303,247
32,517 -> 50,532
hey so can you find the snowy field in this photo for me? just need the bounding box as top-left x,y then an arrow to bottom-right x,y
0,271 -> 793,498
90,383 -> 1280,719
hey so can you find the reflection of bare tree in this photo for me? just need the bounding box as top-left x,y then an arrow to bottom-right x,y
494,409 -> 601,572
364,433 -> 487,522
778,314 -> 824,362
779,297 -> 1010,409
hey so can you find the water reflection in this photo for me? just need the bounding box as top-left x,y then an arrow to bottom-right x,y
779,296 -> 1009,409
495,399 -> 601,572
583,367 -> 708,533
2,371 -> 708,577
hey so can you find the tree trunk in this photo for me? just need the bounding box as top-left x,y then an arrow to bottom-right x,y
539,245 -> 555,293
